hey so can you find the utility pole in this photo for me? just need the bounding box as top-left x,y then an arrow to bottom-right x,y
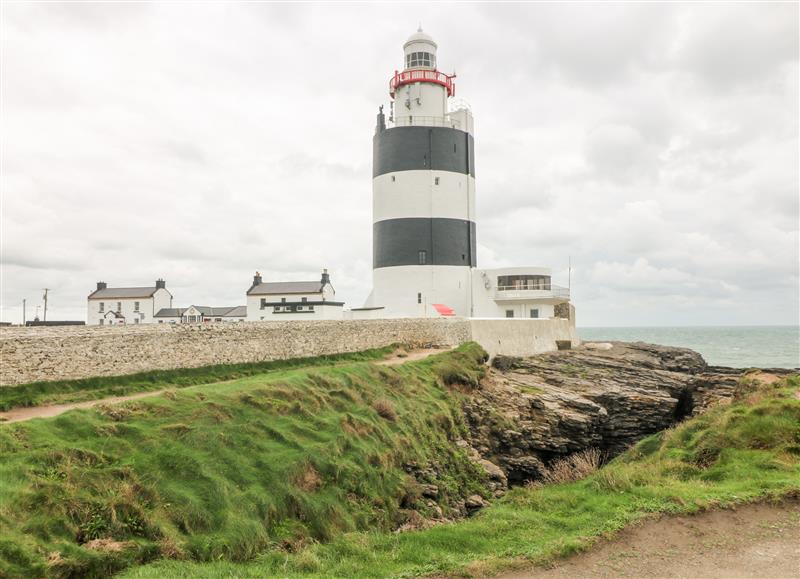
22,299 -> 26,326
568,256 -> 572,292
42,289 -> 50,322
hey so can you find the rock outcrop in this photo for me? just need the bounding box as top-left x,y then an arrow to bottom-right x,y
462,341 -> 794,485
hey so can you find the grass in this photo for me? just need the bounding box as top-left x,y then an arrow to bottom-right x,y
0,346 -> 396,412
0,343 -> 490,578
121,374 -> 800,578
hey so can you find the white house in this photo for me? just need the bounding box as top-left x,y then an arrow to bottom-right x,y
246,270 -> 344,321
154,305 -> 247,324
471,267 -> 569,319
87,279 -> 172,325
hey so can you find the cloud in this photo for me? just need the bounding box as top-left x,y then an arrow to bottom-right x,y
1,3 -> 797,327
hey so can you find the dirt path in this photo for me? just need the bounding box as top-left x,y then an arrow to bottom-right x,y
375,347 -> 452,366
503,501 -> 800,578
0,348 -> 451,425
0,390 -> 169,424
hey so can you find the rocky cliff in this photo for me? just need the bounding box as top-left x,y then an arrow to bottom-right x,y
460,341 -> 794,485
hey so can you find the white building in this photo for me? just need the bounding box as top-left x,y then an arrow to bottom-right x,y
87,279 -> 172,325
246,270 -> 344,321
154,305 -> 247,324
358,29 -> 571,320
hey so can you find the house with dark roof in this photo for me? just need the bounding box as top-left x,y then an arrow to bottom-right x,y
87,279 -> 173,325
245,270 -> 344,321
154,305 -> 247,324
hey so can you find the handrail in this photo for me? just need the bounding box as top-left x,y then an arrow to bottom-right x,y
389,69 -> 455,98
391,115 -> 462,129
496,285 -> 570,299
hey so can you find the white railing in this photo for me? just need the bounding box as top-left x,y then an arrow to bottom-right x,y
391,115 -> 462,129
495,285 -> 570,300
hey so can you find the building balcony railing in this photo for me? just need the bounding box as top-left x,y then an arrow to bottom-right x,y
494,285 -> 570,301
391,115 -> 462,129
389,69 -> 456,98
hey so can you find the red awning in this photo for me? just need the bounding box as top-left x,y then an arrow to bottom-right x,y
431,303 -> 456,317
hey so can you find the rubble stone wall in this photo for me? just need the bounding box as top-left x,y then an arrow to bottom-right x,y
1,316 -> 579,386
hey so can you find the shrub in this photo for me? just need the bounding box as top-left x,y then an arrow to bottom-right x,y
537,448 -> 603,485
372,399 -> 397,422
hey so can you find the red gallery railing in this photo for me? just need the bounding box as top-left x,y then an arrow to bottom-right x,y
389,69 -> 456,98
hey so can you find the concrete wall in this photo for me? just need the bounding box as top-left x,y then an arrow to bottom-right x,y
469,318 -> 581,358
0,317 -> 579,386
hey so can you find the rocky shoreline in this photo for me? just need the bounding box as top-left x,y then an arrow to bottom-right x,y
459,341 -> 795,487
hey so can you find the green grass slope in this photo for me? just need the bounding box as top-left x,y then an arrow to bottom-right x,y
0,347 -> 395,412
124,375 -> 800,578
0,344 -> 490,578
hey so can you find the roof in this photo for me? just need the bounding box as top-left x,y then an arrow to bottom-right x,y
247,281 -> 324,296
155,306 -> 247,318
154,308 -> 187,318
405,28 -> 436,48
89,287 -> 162,299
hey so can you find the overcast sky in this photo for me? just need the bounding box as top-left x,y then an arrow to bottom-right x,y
2,2 -> 798,326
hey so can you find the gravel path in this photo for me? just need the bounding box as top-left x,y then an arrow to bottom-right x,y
504,501 -> 800,578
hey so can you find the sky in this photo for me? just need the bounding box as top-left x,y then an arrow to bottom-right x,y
1,2 -> 798,326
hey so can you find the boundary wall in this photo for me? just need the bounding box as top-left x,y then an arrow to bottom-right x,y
0,318 -> 579,386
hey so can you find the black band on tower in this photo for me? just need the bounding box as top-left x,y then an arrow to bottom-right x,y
373,126 -> 475,178
373,218 -> 477,268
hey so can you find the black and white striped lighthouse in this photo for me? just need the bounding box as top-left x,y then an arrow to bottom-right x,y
369,28 -> 476,317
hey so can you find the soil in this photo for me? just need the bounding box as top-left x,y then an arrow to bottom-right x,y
0,389 -> 168,424
502,501 -> 800,578
375,347 -> 452,366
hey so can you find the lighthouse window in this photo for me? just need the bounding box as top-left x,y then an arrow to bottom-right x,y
418,250 -> 427,265
407,52 -> 435,68
434,177 -> 440,185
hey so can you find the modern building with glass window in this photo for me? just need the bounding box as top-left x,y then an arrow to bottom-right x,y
357,29 -> 571,321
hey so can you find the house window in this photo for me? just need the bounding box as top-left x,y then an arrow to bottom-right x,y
99,302 -> 104,313
281,297 -> 287,303
274,305 -> 281,312
417,292 -> 422,304
116,302 -> 121,312
134,301 -> 140,312
134,318 -> 140,324
505,310 -> 514,318
308,305 -> 314,311
530,309 -> 539,319
434,177 -> 440,185
418,250 -> 427,265
99,319 -> 104,325
159,320 -> 163,324
301,297 -> 307,303
261,298 -> 266,309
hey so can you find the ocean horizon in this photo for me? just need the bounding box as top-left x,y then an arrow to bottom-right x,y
577,325 -> 799,369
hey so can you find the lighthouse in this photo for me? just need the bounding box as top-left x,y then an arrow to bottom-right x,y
369,28 -> 476,317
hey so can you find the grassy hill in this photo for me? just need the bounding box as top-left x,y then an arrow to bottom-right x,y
0,344 -> 489,578
1,344 -> 798,578
122,372 -> 800,578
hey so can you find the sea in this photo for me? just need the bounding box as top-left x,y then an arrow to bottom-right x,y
577,326 -> 800,369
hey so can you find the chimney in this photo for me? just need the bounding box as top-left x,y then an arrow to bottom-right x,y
155,279 -> 166,289
96,281 -> 107,291
253,271 -> 263,286
321,269 -> 330,286
375,105 -> 386,134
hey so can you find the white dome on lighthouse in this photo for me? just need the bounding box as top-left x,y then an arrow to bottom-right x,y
403,27 -> 437,70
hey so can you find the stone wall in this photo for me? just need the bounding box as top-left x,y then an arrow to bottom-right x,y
0,317 -> 579,386
0,319 -> 470,386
